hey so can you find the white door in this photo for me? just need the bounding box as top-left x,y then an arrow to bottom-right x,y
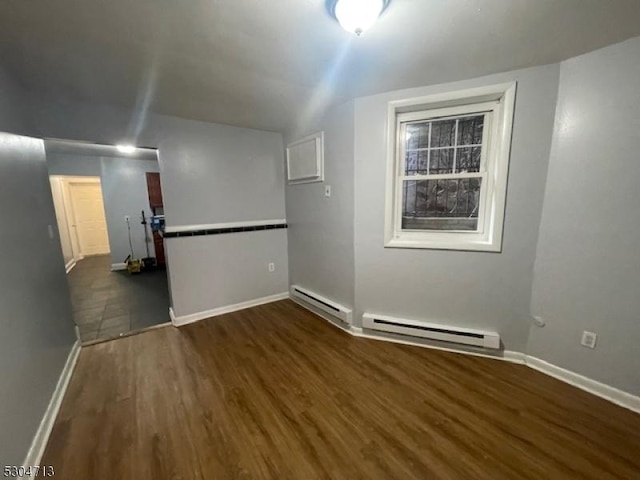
68,182 -> 110,255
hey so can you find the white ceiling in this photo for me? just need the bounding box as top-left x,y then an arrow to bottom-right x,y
1,0 -> 639,132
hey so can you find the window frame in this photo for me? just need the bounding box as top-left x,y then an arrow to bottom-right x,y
384,83 -> 516,252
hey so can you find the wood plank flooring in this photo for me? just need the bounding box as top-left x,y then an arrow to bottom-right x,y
42,300 -> 640,479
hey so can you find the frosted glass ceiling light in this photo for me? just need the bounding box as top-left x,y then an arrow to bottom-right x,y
329,0 -> 389,36
116,144 -> 136,154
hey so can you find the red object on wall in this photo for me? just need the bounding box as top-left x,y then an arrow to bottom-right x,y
146,172 -> 165,266
146,172 -> 163,208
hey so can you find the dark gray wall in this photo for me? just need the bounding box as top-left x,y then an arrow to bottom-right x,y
30,97 -> 288,317
353,65 -> 561,352
0,68 -> 30,133
529,37 -> 640,395
0,133 -> 76,465
284,100 -> 355,310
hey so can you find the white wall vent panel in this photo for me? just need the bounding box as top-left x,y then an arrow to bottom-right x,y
286,132 -> 324,184
362,313 -> 500,349
290,285 -> 352,324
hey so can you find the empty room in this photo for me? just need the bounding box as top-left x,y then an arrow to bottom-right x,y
1,1 -> 639,478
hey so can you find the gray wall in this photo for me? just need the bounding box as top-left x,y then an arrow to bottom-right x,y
529,37 -> 640,395
30,98 -> 288,317
0,133 -> 76,465
353,65 -> 561,352
46,152 -> 101,177
166,230 -> 288,315
46,153 -> 160,265
100,157 -> 159,265
284,100 -> 355,310
0,68 -> 30,133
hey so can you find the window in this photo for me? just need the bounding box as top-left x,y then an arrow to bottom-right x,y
385,83 -> 516,252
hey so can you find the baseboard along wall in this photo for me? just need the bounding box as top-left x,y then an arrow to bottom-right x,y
22,293 -> 640,470
64,259 -> 76,274
22,341 -> 81,478
289,294 -> 640,415
169,292 -> 290,327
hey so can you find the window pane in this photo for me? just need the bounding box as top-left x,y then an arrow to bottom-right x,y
430,119 -> 456,147
405,151 -> 429,175
430,148 -> 454,174
402,178 -> 482,231
457,146 -> 482,173
406,123 -> 429,149
457,115 -> 484,146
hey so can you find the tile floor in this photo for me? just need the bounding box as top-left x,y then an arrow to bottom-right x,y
68,255 -> 170,343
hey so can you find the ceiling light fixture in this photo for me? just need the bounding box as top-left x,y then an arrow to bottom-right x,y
328,0 -> 390,36
116,144 -> 136,154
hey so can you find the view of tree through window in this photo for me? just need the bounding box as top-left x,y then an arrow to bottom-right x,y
401,114 -> 485,231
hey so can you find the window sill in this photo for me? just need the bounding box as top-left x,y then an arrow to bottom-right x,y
384,235 -> 502,252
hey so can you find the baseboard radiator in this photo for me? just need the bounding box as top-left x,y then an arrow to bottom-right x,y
290,285 -> 353,325
362,313 -> 500,349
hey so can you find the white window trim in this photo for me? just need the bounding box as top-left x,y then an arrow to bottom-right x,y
384,82 -> 516,252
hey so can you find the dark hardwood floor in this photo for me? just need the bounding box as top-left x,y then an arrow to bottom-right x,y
42,300 -> 640,479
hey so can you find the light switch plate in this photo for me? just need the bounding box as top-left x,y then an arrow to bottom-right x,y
581,331 -> 597,349
325,185 -> 331,197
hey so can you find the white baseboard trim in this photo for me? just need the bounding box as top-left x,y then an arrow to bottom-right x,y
350,326 -> 640,412
525,356 -> 640,414
23,341 -> 81,477
291,296 -> 639,413
64,259 -> 77,274
170,292 -> 290,327
350,327 -> 639,413
111,263 -> 127,271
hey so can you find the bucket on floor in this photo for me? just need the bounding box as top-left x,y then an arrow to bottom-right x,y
125,256 -> 142,274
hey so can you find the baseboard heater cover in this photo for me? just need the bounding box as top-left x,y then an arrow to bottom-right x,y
362,313 -> 500,349
290,285 -> 352,324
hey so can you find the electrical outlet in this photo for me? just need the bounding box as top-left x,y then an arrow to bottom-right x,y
124,215 -> 130,222
581,331 -> 597,349
325,185 -> 332,197
268,262 -> 275,272
47,224 -> 55,239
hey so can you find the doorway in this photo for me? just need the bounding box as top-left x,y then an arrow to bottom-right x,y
68,180 -> 110,256
50,176 -> 110,268
45,140 -> 171,344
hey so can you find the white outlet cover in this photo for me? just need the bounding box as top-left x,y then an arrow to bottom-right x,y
268,263 -> 275,272
325,185 -> 331,197
581,331 -> 597,349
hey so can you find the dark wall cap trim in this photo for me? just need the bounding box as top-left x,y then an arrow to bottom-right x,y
164,223 -> 288,239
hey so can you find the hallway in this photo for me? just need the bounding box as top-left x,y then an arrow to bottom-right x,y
69,255 -> 170,342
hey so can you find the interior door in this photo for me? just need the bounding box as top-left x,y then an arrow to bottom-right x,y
68,182 -> 110,255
